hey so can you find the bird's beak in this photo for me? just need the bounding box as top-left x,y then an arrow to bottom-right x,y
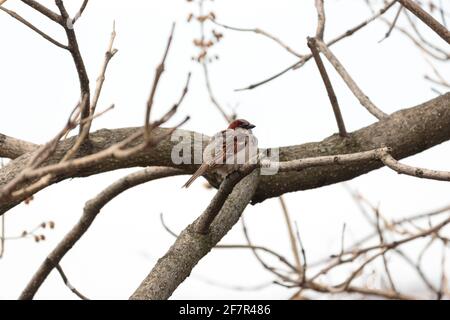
246,124 -> 256,129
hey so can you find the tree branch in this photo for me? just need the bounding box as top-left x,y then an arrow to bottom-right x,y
55,0 -> 90,126
398,0 -> 450,44
307,37 -> 347,137
19,167 -> 183,300
129,170 -> 260,300
314,38 -> 388,119
0,93 -> 449,214
0,6 -> 68,49
194,165 -> 257,234
20,0 -> 62,25
0,134 -> 38,159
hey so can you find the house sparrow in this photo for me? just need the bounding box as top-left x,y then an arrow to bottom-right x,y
182,119 -> 258,188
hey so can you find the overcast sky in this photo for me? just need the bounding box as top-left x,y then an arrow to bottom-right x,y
0,0 -> 449,299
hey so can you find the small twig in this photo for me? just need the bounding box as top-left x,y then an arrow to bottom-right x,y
55,264 -> 90,300
235,0 -> 397,91
240,216 -> 295,281
307,37 -> 347,137
0,6 -> 68,49
294,222 -> 307,285
71,0 -> 89,25
313,39 -> 388,119
379,4 -> 403,42
374,207 -> 398,294
144,23 -> 175,140
210,19 -> 303,58
339,223 -> 347,258
278,196 -> 303,275
379,151 -> 450,181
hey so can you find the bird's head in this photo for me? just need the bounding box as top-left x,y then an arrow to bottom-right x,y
227,119 -> 256,130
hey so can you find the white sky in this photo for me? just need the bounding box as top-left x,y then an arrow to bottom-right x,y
0,0 -> 449,299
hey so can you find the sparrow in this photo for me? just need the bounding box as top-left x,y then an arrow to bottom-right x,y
182,119 -> 258,188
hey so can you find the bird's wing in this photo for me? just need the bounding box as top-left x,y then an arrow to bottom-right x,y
182,163 -> 209,188
207,129 -> 252,166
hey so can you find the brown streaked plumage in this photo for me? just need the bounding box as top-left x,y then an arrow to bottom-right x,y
182,119 -> 257,188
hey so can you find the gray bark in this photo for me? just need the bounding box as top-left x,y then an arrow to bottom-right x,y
1,93 -> 449,214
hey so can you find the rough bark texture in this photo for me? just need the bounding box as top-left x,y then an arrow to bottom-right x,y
1,93 -> 449,214
129,170 -> 260,300
0,134 -> 38,159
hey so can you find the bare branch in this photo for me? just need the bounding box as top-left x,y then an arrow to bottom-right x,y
315,0 -> 326,40
399,0 -> 450,44
195,165 -> 257,234
20,0 -> 62,24
279,196 -> 303,275
55,0 -> 91,128
0,6 -> 68,49
314,39 -> 388,119
210,19 -> 303,58
235,0 -> 397,91
144,23 -> 175,140
72,0 -> 89,25
55,264 -> 90,300
379,151 -> 450,181
307,37 -> 347,137
130,170 -> 260,300
19,167 -> 183,300
379,3 -> 403,42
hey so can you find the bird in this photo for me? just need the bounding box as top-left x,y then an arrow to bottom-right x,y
182,119 -> 258,188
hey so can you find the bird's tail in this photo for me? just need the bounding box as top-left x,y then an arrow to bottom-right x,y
182,164 -> 209,188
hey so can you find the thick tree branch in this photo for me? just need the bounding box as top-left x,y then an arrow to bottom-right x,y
0,93 -> 449,214
130,170 -> 260,300
0,134 -> 38,159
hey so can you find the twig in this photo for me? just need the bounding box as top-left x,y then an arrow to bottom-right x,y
313,39 -> 388,119
379,151 -> 450,181
144,23 -> 175,140
210,20 -> 303,58
235,0 -> 397,91
0,6 -> 68,49
307,37 -> 347,137
379,3 -> 403,42
374,207 -> 398,294
55,0 -> 91,129
72,0 -> 89,25
294,221 -> 307,285
278,196 -> 303,275
55,264 -> 90,300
